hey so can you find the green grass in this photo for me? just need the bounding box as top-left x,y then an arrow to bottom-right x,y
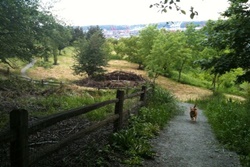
194,93 -> 250,167
170,70 -> 248,97
0,77 -> 117,125
170,71 -> 211,89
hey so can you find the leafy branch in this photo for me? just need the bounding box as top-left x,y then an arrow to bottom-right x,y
150,0 -> 198,19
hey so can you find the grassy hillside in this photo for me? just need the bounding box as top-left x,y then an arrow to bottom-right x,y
0,45 -> 245,102
21,47 -> 214,102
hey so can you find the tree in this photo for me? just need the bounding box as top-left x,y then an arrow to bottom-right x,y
0,0 -> 40,67
146,30 -> 191,83
171,31 -> 192,82
185,0 -> 250,83
122,36 -> 141,66
137,24 -> 160,69
196,20 -> 227,90
113,36 -> 141,66
72,26 -> 108,77
49,23 -> 72,65
70,27 -> 84,44
31,12 -> 72,65
146,30 -> 170,83
0,0 -> 68,68
113,38 -> 127,58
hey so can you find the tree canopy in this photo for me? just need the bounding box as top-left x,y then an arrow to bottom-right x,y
152,0 -> 250,83
200,0 -> 250,83
0,0 -> 72,67
0,0 -> 40,66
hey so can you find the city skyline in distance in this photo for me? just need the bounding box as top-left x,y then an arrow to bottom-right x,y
80,20 -> 208,39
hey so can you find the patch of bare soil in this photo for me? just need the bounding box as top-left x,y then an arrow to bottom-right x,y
155,76 -> 212,101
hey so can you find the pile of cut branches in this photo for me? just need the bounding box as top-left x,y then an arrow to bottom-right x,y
76,71 -> 146,89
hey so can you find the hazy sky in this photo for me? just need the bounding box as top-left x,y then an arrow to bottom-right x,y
47,0 -> 230,26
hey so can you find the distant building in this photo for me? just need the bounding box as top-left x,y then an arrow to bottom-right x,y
81,21 -> 207,39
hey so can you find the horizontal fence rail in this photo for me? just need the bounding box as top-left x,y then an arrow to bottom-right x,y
0,85 -> 152,167
9,74 -> 64,87
28,99 -> 119,135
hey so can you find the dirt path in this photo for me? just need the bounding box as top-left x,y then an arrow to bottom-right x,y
143,102 -> 242,167
21,59 -> 36,78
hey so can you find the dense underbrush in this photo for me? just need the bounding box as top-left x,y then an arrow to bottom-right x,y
195,93 -> 250,167
102,86 -> 181,166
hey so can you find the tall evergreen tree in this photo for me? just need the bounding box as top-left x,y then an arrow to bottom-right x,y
72,26 -> 108,77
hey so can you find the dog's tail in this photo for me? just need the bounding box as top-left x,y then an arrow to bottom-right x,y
193,104 -> 197,108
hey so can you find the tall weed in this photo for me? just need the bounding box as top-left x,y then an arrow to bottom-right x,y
196,93 -> 250,167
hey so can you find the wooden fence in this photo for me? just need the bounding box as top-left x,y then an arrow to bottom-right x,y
10,74 -> 64,87
0,85 -> 151,167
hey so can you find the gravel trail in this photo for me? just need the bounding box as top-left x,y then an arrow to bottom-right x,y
143,102 -> 242,167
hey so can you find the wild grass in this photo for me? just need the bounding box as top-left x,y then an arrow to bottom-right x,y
170,70 -> 248,98
194,93 -> 250,167
28,47 -> 82,82
171,71 -> 211,89
0,76 -> 119,125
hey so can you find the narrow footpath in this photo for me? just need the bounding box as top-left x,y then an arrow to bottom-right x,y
21,59 -> 36,78
143,102 -> 242,167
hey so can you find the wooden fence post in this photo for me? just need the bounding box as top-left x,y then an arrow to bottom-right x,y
114,90 -> 124,132
10,109 -> 29,167
140,86 -> 147,103
7,67 -> 10,75
60,81 -> 63,87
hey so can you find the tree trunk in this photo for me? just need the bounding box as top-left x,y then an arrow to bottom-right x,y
212,73 -> 217,92
53,49 -> 58,65
53,54 -> 58,65
177,58 -> 186,82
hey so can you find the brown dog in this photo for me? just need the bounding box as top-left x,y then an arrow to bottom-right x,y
190,104 -> 198,121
